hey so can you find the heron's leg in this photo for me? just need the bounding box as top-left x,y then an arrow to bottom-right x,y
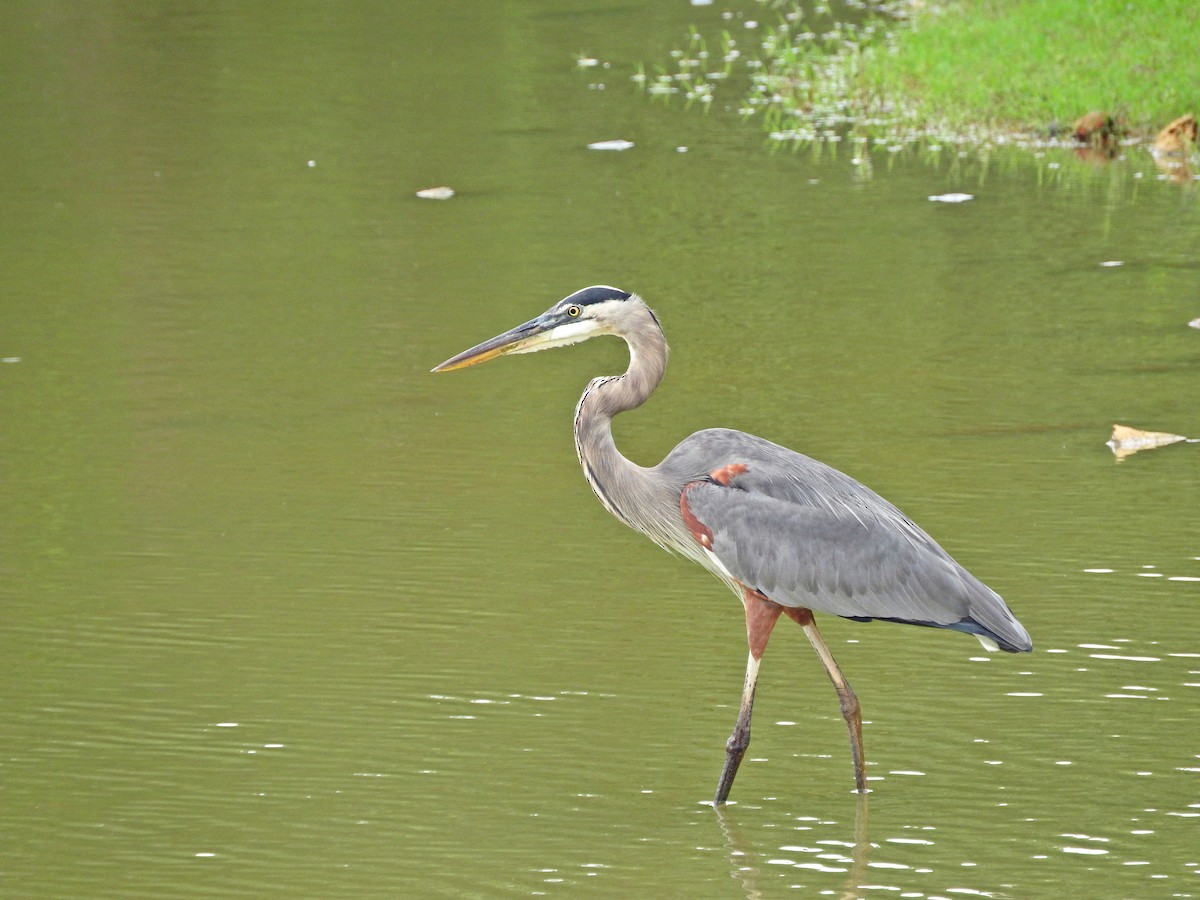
783,608 -> 867,793
714,590 -> 783,805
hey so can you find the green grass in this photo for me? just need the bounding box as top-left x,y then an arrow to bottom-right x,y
636,0 -> 1200,149
869,0 -> 1200,132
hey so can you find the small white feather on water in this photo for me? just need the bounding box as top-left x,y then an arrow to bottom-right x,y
587,139 -> 634,151
928,192 -> 974,203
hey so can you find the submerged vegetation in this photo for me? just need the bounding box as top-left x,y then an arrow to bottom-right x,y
624,0 -> 1199,169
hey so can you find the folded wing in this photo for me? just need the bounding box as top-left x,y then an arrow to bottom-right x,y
673,432 -> 1031,653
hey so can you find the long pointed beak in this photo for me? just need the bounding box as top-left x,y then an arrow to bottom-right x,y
431,315 -> 551,372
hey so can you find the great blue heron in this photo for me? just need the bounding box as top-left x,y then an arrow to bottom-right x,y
432,285 -> 1032,804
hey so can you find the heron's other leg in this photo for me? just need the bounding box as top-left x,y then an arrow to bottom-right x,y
783,607 -> 867,793
714,589 -> 783,805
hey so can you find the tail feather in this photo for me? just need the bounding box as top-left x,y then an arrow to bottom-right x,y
840,614 -> 1033,653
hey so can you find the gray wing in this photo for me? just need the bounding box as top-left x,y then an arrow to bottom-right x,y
666,429 -> 1032,652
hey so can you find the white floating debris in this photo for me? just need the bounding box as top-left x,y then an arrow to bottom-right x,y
416,186 -> 456,200
676,146 -> 688,153
928,192 -> 974,203
690,0 -> 713,5
587,139 -> 634,151
1,357 -> 20,363
1100,260 -> 1123,267
307,160 -> 316,168
576,57 -> 600,68
1189,317 -> 1200,329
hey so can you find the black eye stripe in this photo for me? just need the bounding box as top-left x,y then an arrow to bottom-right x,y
562,285 -> 631,308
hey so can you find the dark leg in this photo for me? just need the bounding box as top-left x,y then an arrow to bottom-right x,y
714,590 -> 782,805
783,608 -> 867,792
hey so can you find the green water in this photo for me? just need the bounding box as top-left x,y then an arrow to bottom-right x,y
3,2 -> 1199,897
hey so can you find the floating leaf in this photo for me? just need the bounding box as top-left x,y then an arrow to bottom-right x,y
1107,423 -> 1195,460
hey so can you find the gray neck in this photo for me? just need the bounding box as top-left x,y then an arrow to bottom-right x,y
573,305 -> 682,548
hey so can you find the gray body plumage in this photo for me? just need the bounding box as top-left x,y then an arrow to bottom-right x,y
660,430 -> 1030,651
568,290 -> 1030,654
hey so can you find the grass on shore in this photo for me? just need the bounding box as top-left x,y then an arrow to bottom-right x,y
634,0 -> 1200,149
870,0 -> 1200,134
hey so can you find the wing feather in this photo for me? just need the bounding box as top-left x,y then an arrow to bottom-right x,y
667,430 -> 1031,652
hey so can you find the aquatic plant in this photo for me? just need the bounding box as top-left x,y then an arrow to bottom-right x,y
627,0 -> 1200,170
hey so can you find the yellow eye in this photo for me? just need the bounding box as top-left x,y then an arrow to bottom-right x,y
567,305 -> 581,317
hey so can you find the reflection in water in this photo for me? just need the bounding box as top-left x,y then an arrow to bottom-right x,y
695,626 -> 1200,896
717,795 -> 871,898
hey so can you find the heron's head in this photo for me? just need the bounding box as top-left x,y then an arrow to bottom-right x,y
432,285 -> 653,372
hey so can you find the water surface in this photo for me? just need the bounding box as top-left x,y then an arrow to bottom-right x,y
2,1 -> 1199,897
